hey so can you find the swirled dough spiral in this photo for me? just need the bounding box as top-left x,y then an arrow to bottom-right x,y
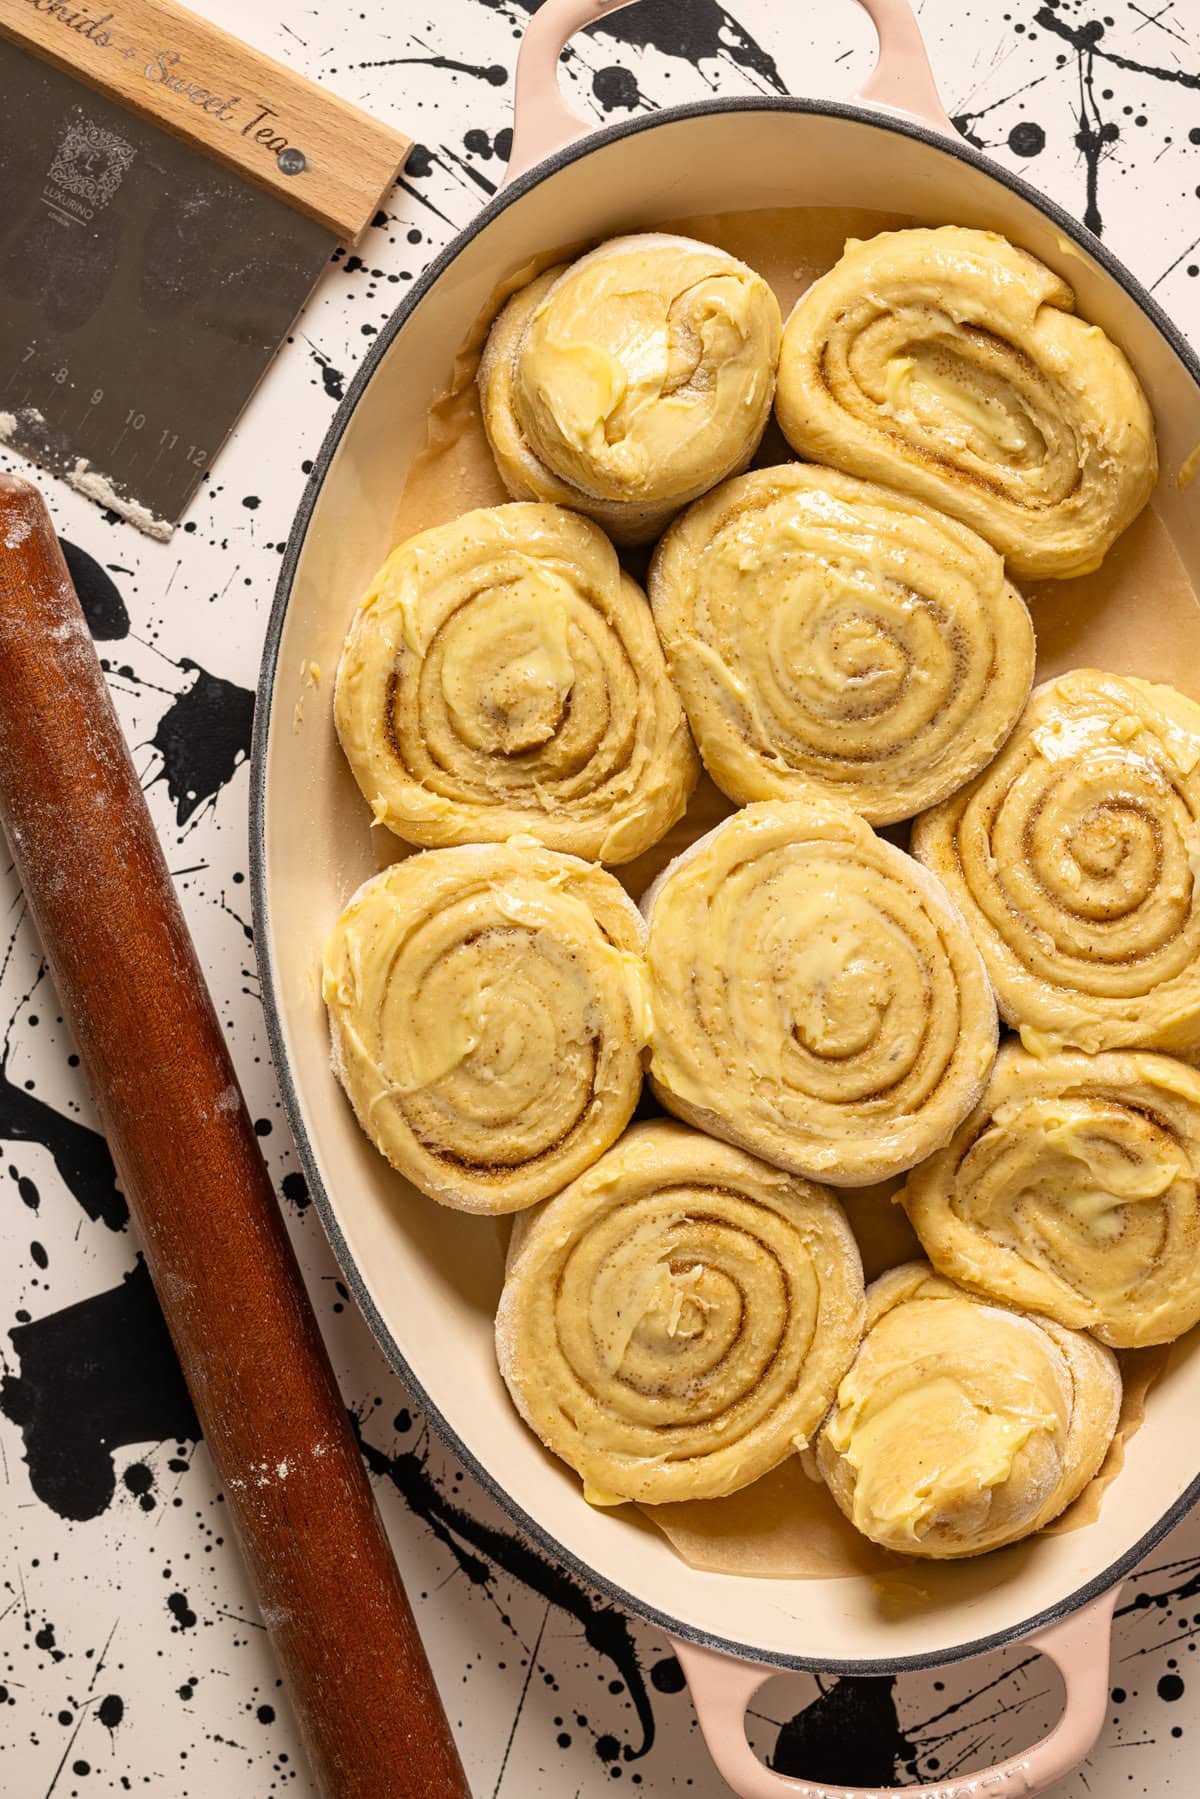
775,226 -> 1157,579
322,842 -> 650,1213
495,1121 -> 865,1503
478,234 -> 782,544
816,1263 -> 1121,1557
642,798 -> 998,1186
649,463 -> 1035,823
334,503 -> 698,864
912,669 -> 1200,1055
903,1043 -> 1200,1348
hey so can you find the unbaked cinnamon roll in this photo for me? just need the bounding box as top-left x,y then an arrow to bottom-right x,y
479,234 -> 782,544
495,1120 -> 865,1503
649,463 -> 1034,823
903,1044 -> 1200,1348
776,226 -> 1157,578
334,502 -> 697,864
816,1263 -> 1121,1557
642,797 -> 998,1186
912,669 -> 1200,1056
322,842 -> 649,1212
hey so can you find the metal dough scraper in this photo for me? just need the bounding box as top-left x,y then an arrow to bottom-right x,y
0,0 -> 409,539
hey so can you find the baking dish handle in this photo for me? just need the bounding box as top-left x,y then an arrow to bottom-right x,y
670,1583 -> 1121,1799
504,0 -> 957,186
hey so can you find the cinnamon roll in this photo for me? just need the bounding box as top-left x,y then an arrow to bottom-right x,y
816,1263 -> 1122,1557
642,797 -> 998,1186
334,502 -> 698,864
495,1121 -> 865,1503
322,842 -> 649,1213
479,234 -> 782,544
912,669 -> 1200,1055
776,226 -> 1157,578
903,1043 -> 1200,1348
649,463 -> 1034,823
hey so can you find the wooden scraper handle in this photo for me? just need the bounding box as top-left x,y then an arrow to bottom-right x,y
0,475 -> 472,1799
0,0 -> 410,240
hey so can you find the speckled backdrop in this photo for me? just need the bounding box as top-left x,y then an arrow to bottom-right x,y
1,1 -> 1199,1794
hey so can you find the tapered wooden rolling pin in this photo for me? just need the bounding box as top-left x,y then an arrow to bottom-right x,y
0,475 -> 471,1799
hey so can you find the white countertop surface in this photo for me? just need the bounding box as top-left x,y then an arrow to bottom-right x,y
2,1 -> 1200,1793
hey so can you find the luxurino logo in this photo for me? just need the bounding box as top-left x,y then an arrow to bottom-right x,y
44,114 -> 136,222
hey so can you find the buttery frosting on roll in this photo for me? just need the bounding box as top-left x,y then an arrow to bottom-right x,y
642,797 -> 998,1186
903,1044 -> 1200,1348
322,841 -> 650,1213
478,234 -> 782,544
649,463 -> 1035,823
775,226 -> 1157,579
495,1121 -> 866,1503
333,502 -> 698,864
913,669 -> 1200,1055
816,1263 -> 1121,1557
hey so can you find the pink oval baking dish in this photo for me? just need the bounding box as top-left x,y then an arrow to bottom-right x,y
249,3 -> 1200,1793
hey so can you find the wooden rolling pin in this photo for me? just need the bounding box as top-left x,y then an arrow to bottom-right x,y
0,475 -> 472,1799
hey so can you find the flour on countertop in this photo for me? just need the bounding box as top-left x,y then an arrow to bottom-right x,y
67,461 -> 174,543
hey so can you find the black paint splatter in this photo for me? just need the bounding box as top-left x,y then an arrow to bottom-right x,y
122,1460 -> 156,1512
774,1677 -> 917,1784
649,1656 -> 684,1694
593,65 -> 643,114
951,113 -> 987,151
462,126 -> 512,164
358,53 -> 507,86
1035,4 -> 1200,97
509,0 -> 785,94
306,345 -> 347,402
1032,2 -> 1199,233
949,60 -> 1055,157
354,1418 -> 657,1760
1008,120 -> 1046,157
167,1591 -> 197,1631
281,1170 -> 310,1211
0,1048 -> 127,1230
59,540 -> 130,641
440,143 -> 498,198
98,1694 -> 124,1731
1069,27 -> 1120,236
0,1255 -> 198,1520
150,659 -> 254,825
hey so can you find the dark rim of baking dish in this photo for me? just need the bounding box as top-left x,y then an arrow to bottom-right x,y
251,94 -> 1200,1678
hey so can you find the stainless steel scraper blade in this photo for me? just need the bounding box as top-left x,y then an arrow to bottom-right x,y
0,36 -> 334,539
